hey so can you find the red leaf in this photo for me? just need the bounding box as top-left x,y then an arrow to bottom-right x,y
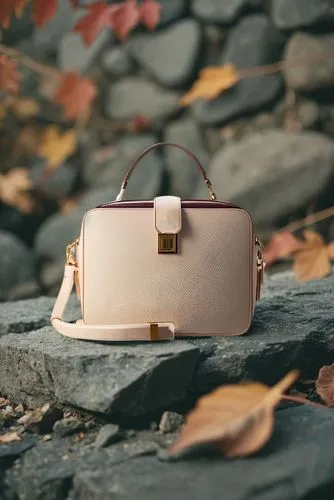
73,2 -> 113,46
139,0 -> 161,30
263,231 -> 305,267
53,72 -> 97,120
109,0 -> 140,41
0,0 -> 15,28
32,0 -> 57,27
0,55 -> 20,93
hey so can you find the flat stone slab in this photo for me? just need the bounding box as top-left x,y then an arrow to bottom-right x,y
5,406 -> 334,500
0,273 -> 333,417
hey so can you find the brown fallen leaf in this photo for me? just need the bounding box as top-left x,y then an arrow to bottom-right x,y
180,64 -> 239,106
168,370 -> 299,458
38,126 -> 78,171
0,431 -> 21,444
293,230 -> 333,282
0,398 -> 11,408
263,231 -> 305,266
17,403 -> 63,433
316,365 -> 334,407
0,168 -> 35,213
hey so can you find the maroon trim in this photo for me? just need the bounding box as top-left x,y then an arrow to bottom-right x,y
97,200 -> 240,209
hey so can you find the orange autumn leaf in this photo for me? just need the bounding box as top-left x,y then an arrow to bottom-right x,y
263,231 -> 305,266
316,365 -> 334,408
293,230 -> 333,282
0,0 -> 15,28
53,72 -> 97,120
139,0 -> 161,30
14,0 -> 28,18
31,0 -> 57,27
0,55 -> 20,93
181,64 -> 239,106
169,370 -> 299,458
109,0 -> 140,41
73,3 -> 114,46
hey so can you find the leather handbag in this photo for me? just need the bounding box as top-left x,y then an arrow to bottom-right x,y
51,142 -> 264,341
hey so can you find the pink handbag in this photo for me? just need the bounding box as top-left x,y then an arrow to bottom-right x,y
51,142 -> 264,341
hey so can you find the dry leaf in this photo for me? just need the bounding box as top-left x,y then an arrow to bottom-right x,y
293,230 -> 333,282
14,126 -> 42,160
139,0 -> 161,31
38,126 -> 78,170
180,64 -> 239,106
0,431 -> 21,444
263,231 -> 305,266
169,370 -> 299,458
0,398 -> 11,408
17,403 -> 62,433
52,72 -> 97,120
316,365 -> 334,407
0,168 -> 34,213
0,55 -> 20,94
12,97 -> 40,119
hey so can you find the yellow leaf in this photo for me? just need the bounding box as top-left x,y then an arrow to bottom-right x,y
0,431 -> 21,444
0,168 -> 35,213
12,97 -> 40,119
168,370 -> 299,458
181,64 -> 239,106
38,126 -> 78,170
293,230 -> 332,282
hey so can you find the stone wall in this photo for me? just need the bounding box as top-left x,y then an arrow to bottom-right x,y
1,0 -> 334,300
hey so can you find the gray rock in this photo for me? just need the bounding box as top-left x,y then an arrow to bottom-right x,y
94,424 -> 123,448
0,231 -> 39,302
192,15 -> 284,126
33,0 -> 75,54
192,0 -> 248,24
196,130 -> 334,228
58,29 -> 111,73
7,407 -> 334,500
101,46 -> 135,78
92,135 -> 163,200
0,297 -> 70,336
107,77 -> 181,121
163,117 -> 209,197
159,411 -> 184,433
53,418 -> 85,437
126,20 -> 201,88
271,0 -> 334,30
284,33 -> 334,91
159,0 -> 188,25
0,330 -> 199,417
30,161 -> 78,200
1,273 -> 334,420
35,186 -> 117,263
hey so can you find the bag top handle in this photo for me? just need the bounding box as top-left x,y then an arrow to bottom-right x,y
115,142 -> 217,201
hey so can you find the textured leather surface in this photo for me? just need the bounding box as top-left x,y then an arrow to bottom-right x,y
78,206 -> 255,336
154,196 -> 182,234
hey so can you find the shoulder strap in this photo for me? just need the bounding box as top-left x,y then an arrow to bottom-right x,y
51,265 -> 175,342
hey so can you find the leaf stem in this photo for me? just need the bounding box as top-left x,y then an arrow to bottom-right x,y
279,206 -> 334,234
281,394 -> 327,409
0,43 -> 60,78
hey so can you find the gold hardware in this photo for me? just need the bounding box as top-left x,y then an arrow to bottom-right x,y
158,233 -> 177,254
66,238 -> 79,266
205,178 -> 217,201
150,323 -> 159,341
255,235 -> 264,300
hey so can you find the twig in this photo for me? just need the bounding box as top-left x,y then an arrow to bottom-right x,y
279,206 -> 334,234
281,394 -> 326,410
0,43 -> 60,79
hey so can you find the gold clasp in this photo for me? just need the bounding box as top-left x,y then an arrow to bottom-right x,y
66,238 -> 79,266
255,235 -> 264,300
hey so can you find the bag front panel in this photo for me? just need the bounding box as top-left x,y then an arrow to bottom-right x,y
78,207 -> 254,336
